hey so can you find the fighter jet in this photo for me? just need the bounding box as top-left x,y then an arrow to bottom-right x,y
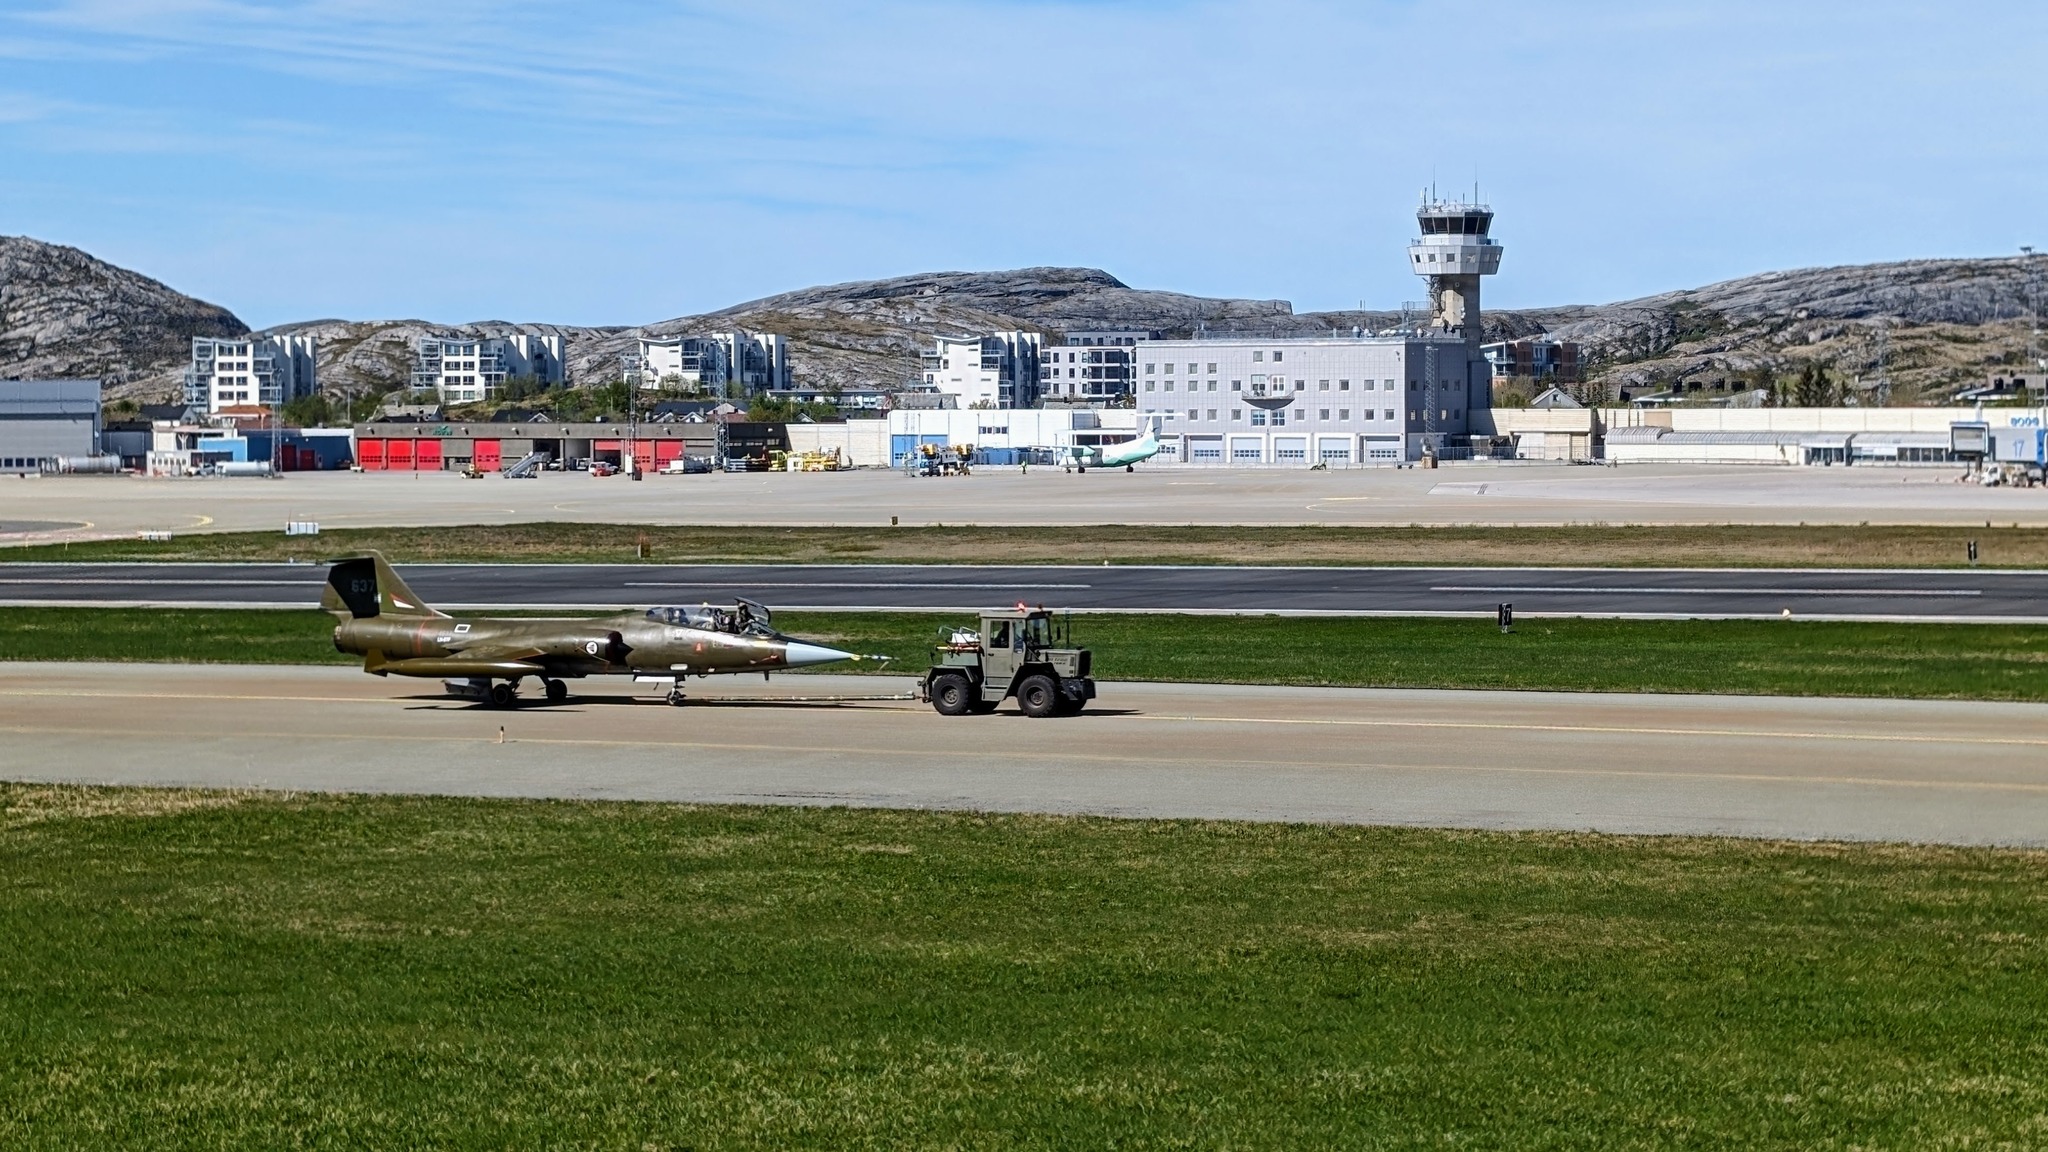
1060,418 -> 1163,472
322,552 -> 856,706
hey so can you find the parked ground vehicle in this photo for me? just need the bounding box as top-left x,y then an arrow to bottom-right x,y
919,608 -> 1094,717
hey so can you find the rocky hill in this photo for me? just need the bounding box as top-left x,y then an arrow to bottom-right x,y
269,318 -> 612,401
3,234 -> 2038,406
1533,256 -> 2043,401
563,267 -> 1296,393
0,236 -> 246,396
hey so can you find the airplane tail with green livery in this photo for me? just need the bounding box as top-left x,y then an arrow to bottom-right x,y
322,552 -> 447,622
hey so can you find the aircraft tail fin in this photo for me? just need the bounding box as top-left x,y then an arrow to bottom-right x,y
322,552 -> 447,621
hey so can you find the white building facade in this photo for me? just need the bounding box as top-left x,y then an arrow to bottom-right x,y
413,335 -> 566,403
632,330 -> 790,394
919,332 -> 1043,409
1133,335 -> 1484,464
185,335 -> 318,415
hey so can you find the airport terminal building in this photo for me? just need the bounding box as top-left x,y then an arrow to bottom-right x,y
1134,335 -> 1484,465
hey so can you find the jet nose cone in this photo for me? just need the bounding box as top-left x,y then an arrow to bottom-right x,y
781,641 -> 855,668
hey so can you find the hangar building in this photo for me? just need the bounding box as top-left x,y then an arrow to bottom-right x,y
0,379 -> 101,473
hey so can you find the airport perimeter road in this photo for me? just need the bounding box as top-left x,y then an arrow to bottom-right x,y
5,664 -> 2046,846
2,561 -> 2046,620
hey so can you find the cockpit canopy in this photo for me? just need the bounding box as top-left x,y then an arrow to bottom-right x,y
646,598 -> 776,637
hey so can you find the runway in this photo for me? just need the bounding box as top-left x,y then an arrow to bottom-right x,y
2,560 -> 2045,620
6,462 -> 2048,546
4,663 -> 2045,845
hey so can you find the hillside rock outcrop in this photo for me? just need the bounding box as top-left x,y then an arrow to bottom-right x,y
0,236 -> 246,397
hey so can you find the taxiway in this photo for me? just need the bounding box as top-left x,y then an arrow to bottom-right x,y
4,663 -> 2044,845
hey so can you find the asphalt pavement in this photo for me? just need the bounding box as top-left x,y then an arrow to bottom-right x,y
6,664 -> 2045,845
1,561 -> 2045,620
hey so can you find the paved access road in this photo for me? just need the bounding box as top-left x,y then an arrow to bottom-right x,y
1,561 -> 2045,620
5,664 -> 2045,845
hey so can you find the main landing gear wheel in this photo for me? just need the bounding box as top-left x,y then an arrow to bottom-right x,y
489,682 -> 516,708
1016,674 -> 1059,718
1125,464 -> 1134,472
666,685 -> 688,707
544,678 -> 568,704
930,673 -> 974,716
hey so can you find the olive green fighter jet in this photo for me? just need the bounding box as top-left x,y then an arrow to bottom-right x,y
322,552 -> 859,706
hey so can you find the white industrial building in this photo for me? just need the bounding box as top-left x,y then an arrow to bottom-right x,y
918,332 -> 1043,409
185,335 -> 318,415
884,407 -> 1138,466
0,379 -> 101,473
632,330 -> 790,394
413,335 -> 566,403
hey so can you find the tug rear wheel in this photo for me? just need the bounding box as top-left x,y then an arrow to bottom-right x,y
930,673 -> 974,716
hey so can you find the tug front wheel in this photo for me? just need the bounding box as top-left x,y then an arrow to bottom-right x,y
544,678 -> 568,704
1017,674 -> 1059,718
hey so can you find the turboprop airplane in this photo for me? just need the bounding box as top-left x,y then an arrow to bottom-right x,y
322,552 -> 857,706
1060,418 -> 1163,472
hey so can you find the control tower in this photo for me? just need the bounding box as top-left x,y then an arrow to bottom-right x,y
1408,194 -> 1502,351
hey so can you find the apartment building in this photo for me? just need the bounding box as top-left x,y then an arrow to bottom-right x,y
1132,334 -> 1486,464
412,334 -> 566,402
631,330 -> 791,393
1040,330 -> 1154,404
184,335 -> 318,415
918,331 -> 1043,409
1482,338 -> 1583,384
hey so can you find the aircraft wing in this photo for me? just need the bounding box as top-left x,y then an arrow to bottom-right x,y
364,646 -> 551,678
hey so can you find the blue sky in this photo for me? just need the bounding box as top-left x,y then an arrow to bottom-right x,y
2,0 -> 2042,329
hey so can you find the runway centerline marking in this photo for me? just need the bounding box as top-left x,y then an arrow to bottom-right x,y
624,581 -> 1092,590
1432,585 -> 1984,598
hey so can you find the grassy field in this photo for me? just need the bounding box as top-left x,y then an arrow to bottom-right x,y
5,606 -> 2048,701
8,521 -> 2047,567
1,786 -> 2044,1149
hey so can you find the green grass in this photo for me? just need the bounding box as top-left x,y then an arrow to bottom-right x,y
5,607 -> 2048,701
9,521 -> 2048,568
1,787 -> 2045,1149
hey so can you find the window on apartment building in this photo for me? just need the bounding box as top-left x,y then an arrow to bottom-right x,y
1145,363 -> 1155,374
1207,409 -> 1217,420
1386,379 -> 1397,390
1230,409 -> 1242,421
1188,409 -> 1199,420
1295,380 -> 1305,390
1206,363 -> 1217,373
1252,351 -> 1263,362
1319,409 -> 1330,421
1144,381 -> 1154,391
1339,409 -> 1350,421
1409,381 -> 1418,391
1339,379 -> 1351,390
1250,410 -> 1266,426
1230,380 -> 1242,391
1384,409 -> 1395,420
1164,381 -> 1174,391
1207,380 -> 1217,391
1186,363 -> 1197,374
1318,380 -> 1330,391
1273,410 -> 1287,426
